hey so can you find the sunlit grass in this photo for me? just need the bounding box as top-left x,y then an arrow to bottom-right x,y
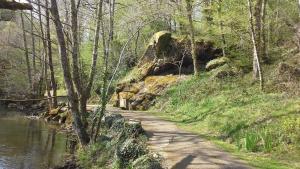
151,72 -> 300,169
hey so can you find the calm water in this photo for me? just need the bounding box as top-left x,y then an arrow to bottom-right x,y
0,109 -> 68,169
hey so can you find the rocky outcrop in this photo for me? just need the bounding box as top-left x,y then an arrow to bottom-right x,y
112,75 -> 179,110
111,31 -> 221,110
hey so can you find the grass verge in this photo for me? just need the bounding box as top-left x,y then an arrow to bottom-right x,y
150,71 -> 300,169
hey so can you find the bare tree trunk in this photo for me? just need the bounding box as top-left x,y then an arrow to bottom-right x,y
218,0 -> 226,57
298,0 -> 300,18
84,0 -> 103,111
135,30 -> 140,57
45,0 -> 57,108
44,50 -> 52,109
70,0 -> 86,123
248,0 -> 263,90
30,9 -> 36,75
50,0 -> 89,146
185,0 -> 199,76
37,0 -> 51,108
70,0 -> 83,96
261,0 -> 268,62
94,0 -> 114,141
21,12 -> 33,90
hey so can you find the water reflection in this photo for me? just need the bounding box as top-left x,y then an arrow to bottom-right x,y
0,111 -> 68,169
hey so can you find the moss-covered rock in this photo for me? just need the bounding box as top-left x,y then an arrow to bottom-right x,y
212,64 -> 239,79
124,120 -> 144,137
110,118 -> 126,134
116,138 -> 146,163
102,113 -> 123,128
206,57 -> 230,71
132,154 -> 162,169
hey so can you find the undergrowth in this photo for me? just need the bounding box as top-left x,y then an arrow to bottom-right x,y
152,67 -> 300,168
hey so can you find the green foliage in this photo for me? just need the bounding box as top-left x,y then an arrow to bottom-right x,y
244,132 -> 260,152
153,68 -> 300,168
77,142 -> 113,169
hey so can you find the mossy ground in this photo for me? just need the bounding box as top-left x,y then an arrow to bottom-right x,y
151,64 -> 300,169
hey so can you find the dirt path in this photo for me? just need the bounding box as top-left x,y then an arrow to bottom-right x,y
105,107 -> 251,169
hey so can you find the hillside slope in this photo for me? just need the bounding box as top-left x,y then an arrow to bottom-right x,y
152,54 -> 300,168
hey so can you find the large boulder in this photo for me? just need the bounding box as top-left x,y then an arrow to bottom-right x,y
111,31 -> 221,110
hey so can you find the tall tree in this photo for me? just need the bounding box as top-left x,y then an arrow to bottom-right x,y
50,0 -> 90,146
93,0 -> 115,141
247,0 -> 263,90
30,8 -> 36,75
20,12 -> 33,90
218,0 -> 226,57
185,0 -> 199,76
45,0 -> 58,108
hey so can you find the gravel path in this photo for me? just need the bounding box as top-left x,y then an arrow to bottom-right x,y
105,107 -> 252,169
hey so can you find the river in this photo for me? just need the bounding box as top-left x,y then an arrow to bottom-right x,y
0,108 -> 69,169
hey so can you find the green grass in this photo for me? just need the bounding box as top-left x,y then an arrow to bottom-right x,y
151,72 -> 300,169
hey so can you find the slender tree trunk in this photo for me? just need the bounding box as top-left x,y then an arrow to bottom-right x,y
45,0 -> 57,108
21,12 -> 33,90
248,0 -> 263,90
298,0 -> 300,18
44,50 -> 52,109
261,0 -> 268,63
30,10 -> 36,75
37,0 -> 51,108
84,0 -> 103,105
135,30 -> 140,57
218,0 -> 226,57
94,0 -> 114,141
70,0 -> 83,96
185,0 -> 199,76
254,0 -> 263,56
50,0 -> 89,146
